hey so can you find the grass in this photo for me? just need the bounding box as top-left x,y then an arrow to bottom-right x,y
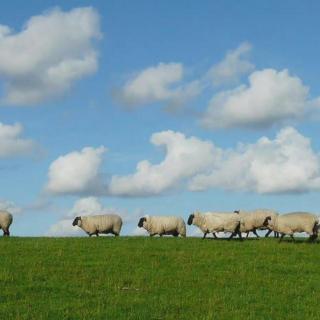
0,236 -> 319,319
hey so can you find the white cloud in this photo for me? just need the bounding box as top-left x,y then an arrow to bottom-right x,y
46,146 -> 106,195
108,130 -> 218,196
0,200 -> 21,215
208,42 -> 254,86
0,7 -> 101,105
202,69 -> 310,129
190,127 -> 320,194
114,62 -> 202,109
0,122 -> 36,157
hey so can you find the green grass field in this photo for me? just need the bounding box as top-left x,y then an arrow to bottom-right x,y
0,237 -> 319,320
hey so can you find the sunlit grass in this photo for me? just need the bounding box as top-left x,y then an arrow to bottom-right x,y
0,237 -> 318,319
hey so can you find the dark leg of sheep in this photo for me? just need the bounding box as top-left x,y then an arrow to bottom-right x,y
290,234 -> 295,242
202,232 -> 208,239
238,231 -> 243,241
213,233 -> 218,239
246,232 -> 250,238
265,229 -> 272,238
229,232 -> 236,240
279,234 -> 285,242
3,229 -> 9,236
252,229 -> 260,238
309,234 -> 317,242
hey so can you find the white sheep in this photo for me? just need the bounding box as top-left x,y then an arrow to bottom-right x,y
137,215 -> 186,237
72,214 -> 122,237
263,212 -> 319,242
187,211 -> 242,239
234,209 -> 279,238
0,211 -> 13,236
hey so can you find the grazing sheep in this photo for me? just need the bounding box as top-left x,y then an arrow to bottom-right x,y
137,215 -> 186,237
187,211 -> 242,240
234,209 -> 278,238
72,214 -> 122,237
0,211 -> 13,236
263,212 -> 319,242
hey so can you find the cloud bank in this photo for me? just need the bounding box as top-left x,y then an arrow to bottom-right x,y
0,7 -> 101,105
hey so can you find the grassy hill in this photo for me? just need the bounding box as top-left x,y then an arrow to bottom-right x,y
0,237 -> 319,319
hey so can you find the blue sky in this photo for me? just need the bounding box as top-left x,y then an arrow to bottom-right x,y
1,1 -> 320,236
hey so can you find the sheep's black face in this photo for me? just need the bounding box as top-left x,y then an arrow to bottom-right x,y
263,216 -> 271,227
138,217 -> 146,228
187,214 -> 194,225
234,210 -> 240,214
72,217 -> 81,226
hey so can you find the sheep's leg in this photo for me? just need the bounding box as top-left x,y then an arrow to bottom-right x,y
274,231 -> 279,238
213,233 -> 218,239
96,232 -> 99,237
290,234 -> 295,242
238,231 -> 243,241
3,229 -> 9,237
229,232 -> 235,239
265,229 -> 272,238
308,234 -> 317,242
202,232 -> 208,239
279,233 -> 285,242
252,229 -> 260,238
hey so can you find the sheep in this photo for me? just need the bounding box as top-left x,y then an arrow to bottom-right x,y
137,215 -> 186,237
263,212 -> 319,242
234,209 -> 279,238
0,211 -> 13,236
72,214 -> 122,237
187,211 -> 242,240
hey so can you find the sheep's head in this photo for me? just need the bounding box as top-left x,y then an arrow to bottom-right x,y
263,216 -> 272,227
138,217 -> 147,228
72,216 -> 81,227
187,214 -> 194,225
234,210 -> 240,214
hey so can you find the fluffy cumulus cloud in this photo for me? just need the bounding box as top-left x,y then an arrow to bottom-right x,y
208,42 -> 254,86
46,197 -> 144,236
45,128 -> 320,198
46,146 -> 106,195
0,199 -> 21,215
202,69 -> 310,129
114,62 -> 202,109
108,130 -> 219,196
0,122 -> 36,157
0,7 -> 101,105
190,127 -> 320,194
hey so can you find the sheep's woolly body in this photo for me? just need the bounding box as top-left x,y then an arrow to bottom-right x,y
270,212 -> 319,236
78,214 -> 122,236
238,209 -> 278,233
0,211 -> 13,236
143,216 -> 186,237
191,212 -> 240,235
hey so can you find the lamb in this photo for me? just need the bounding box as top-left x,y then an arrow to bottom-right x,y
0,211 -> 13,236
263,212 -> 319,242
234,209 -> 278,238
72,214 -> 122,237
187,211 -> 242,240
137,215 -> 186,237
